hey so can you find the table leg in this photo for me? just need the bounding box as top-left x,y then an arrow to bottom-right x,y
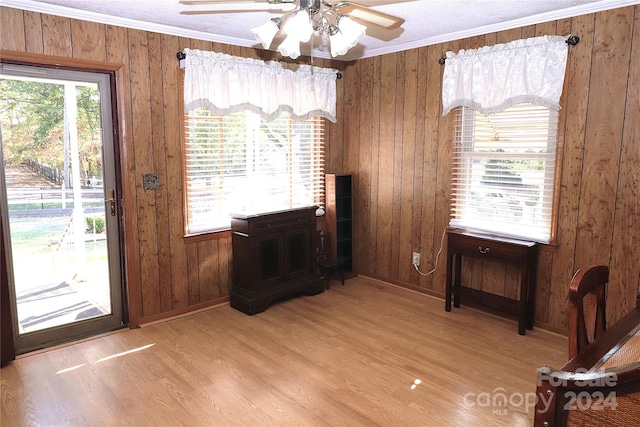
526,257 -> 537,330
453,253 -> 461,308
518,267 -> 528,335
445,249 -> 453,312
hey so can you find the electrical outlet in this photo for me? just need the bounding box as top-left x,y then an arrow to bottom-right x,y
412,252 -> 420,266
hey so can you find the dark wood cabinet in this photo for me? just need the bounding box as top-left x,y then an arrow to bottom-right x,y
325,174 -> 353,272
230,206 -> 324,315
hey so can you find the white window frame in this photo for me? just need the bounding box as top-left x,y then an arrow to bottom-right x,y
183,109 -> 325,235
450,104 -> 560,244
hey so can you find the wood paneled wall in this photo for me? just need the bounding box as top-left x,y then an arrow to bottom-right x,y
327,5 -> 640,331
1,5 -> 638,332
0,6 -> 343,327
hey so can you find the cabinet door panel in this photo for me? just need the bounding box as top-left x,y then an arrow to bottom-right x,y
258,233 -> 284,285
286,228 -> 310,278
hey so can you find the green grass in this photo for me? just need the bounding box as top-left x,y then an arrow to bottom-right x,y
9,201 -> 103,211
8,215 -> 107,257
9,215 -> 109,292
9,216 -> 70,255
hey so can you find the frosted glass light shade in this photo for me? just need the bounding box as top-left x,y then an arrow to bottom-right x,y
337,16 -> 366,46
250,20 -> 280,49
283,10 -> 313,43
277,33 -> 302,59
329,16 -> 366,57
329,31 -> 349,57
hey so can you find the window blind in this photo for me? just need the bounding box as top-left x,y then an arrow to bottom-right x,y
184,109 -> 325,234
450,104 -> 559,243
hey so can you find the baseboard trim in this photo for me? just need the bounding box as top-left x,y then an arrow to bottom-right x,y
356,273 -> 568,338
138,297 -> 230,328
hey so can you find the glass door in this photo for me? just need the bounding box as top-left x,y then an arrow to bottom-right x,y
0,63 -> 124,353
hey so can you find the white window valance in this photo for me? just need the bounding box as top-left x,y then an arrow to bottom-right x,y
182,48 -> 338,123
441,35 -> 569,116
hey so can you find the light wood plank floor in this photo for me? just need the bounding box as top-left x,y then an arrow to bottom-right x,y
1,276 -> 567,426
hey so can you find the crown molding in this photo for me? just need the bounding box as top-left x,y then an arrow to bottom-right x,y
359,0 -> 640,60
3,0 -> 638,62
1,0 -> 256,48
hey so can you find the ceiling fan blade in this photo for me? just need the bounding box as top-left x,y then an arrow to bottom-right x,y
336,4 -> 405,30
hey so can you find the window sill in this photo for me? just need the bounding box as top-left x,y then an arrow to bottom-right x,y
183,229 -> 231,243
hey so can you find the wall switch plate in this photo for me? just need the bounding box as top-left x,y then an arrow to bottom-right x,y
142,173 -> 159,190
412,252 -> 420,266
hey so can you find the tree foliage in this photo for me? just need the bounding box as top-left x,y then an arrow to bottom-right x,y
0,77 -> 103,179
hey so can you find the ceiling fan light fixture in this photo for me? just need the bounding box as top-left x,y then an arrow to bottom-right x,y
184,0 -> 404,60
250,18 -> 282,49
246,0 -> 399,60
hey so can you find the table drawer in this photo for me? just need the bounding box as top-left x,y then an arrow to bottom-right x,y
448,233 -> 532,263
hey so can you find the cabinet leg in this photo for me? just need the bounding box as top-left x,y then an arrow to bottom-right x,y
518,322 -> 526,336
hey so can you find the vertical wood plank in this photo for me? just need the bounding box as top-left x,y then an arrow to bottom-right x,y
23,11 -> 43,54
70,20 -> 106,61
535,249 -> 554,324
164,34 -> 190,308
0,7 -> 25,51
497,27 -> 522,45
342,60 -> 360,270
198,239 -> 220,301
482,260 -> 507,297
41,14 -> 71,56
410,46 -> 428,285
461,258 -> 474,290
326,63 -> 346,174
375,53 -> 397,278
608,6 -> 640,324
148,31 -> 173,313
504,265 -> 520,301
219,235 -> 232,297
187,243 -> 200,305
574,8 -> 632,267
389,51 -> 406,280
341,61 -> 359,174
356,58 -> 373,273
127,29 -> 161,318
418,45 -> 441,290
368,57 -> 381,276
398,49 -> 418,284
345,62 -> 360,174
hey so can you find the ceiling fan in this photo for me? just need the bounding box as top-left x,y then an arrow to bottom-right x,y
179,0 -> 406,58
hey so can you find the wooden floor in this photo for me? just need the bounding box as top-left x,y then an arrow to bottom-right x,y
1,276 -> 568,426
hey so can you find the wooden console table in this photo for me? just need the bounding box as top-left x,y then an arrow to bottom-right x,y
445,229 -> 539,335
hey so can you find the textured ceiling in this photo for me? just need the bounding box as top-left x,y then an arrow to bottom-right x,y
3,0 -> 637,61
